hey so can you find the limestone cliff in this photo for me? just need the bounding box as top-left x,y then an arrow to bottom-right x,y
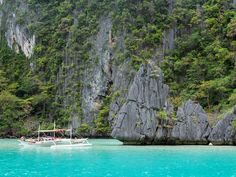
171,100 -> 211,144
209,108 -> 236,145
0,0 -> 235,144
111,64 -> 212,145
0,0 -> 35,57
81,18 -> 112,127
112,62 -> 173,144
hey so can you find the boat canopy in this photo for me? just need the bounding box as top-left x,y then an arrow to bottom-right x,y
35,129 -> 68,133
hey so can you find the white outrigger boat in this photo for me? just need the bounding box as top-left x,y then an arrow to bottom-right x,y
50,138 -> 91,149
18,124 -> 92,148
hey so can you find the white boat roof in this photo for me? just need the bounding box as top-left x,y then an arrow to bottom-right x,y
35,129 -> 70,133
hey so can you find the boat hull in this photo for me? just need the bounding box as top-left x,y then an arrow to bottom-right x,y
50,143 -> 92,149
18,140 -> 56,147
18,138 -> 92,148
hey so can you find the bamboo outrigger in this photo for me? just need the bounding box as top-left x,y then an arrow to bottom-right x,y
18,122 -> 91,148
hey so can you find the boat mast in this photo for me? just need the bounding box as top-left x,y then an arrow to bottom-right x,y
70,125 -> 72,140
54,121 -> 56,138
38,124 -> 40,141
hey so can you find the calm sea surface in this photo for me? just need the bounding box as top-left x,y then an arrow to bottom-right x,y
0,139 -> 236,177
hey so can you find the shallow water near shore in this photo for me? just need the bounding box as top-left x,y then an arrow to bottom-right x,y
1,139 -> 236,177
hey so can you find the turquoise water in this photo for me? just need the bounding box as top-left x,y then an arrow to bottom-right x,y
1,139 -> 236,177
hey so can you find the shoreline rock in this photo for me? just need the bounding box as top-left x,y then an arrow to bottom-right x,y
171,100 -> 212,145
111,62 -> 173,144
111,62 -> 236,145
208,108 -> 236,145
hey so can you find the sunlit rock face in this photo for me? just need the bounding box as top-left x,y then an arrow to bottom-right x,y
0,1 -> 35,58
5,22 -> 35,58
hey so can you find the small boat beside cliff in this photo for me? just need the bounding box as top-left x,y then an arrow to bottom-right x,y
18,124 -> 92,148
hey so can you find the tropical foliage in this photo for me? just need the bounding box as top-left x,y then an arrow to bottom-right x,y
0,0 -> 235,136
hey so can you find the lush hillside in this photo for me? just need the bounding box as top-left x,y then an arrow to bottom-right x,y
162,0 -> 236,110
0,0 -> 235,138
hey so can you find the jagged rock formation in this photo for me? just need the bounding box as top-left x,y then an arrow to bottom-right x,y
111,71 -> 213,145
111,67 -> 213,145
108,60 -> 135,127
171,100 -> 212,144
112,62 -> 173,144
209,108 -> 236,145
112,93 -> 236,145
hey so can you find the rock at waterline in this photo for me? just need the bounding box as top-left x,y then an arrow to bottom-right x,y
208,108 -> 236,145
111,62 -> 173,144
170,100 -> 212,145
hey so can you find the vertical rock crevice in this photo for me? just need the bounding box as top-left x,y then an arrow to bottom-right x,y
81,18 -> 113,128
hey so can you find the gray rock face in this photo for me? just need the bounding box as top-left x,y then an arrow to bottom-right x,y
209,108 -> 236,145
5,20 -> 35,58
112,62 -> 173,144
0,1 -> 35,58
55,17 -> 113,131
112,84 -> 213,145
163,0 -> 176,52
108,60 -> 135,125
81,18 -> 112,126
171,100 -> 212,144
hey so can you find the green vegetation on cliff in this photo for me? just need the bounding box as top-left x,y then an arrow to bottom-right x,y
0,35 -> 39,136
0,0 -> 235,137
162,0 -> 236,111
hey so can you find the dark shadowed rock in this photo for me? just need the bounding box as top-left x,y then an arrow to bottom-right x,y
171,100 -> 212,144
208,108 -> 236,145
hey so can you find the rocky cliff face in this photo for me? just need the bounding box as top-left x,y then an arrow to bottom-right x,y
112,62 -> 173,144
55,16 -> 131,135
111,65 -> 213,145
209,108 -> 236,145
112,92 -> 236,145
163,0 -> 175,52
81,18 -> 112,126
55,17 -> 113,131
5,20 -> 35,58
0,0 -> 235,144
171,100 -> 211,144
0,0 -> 35,57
